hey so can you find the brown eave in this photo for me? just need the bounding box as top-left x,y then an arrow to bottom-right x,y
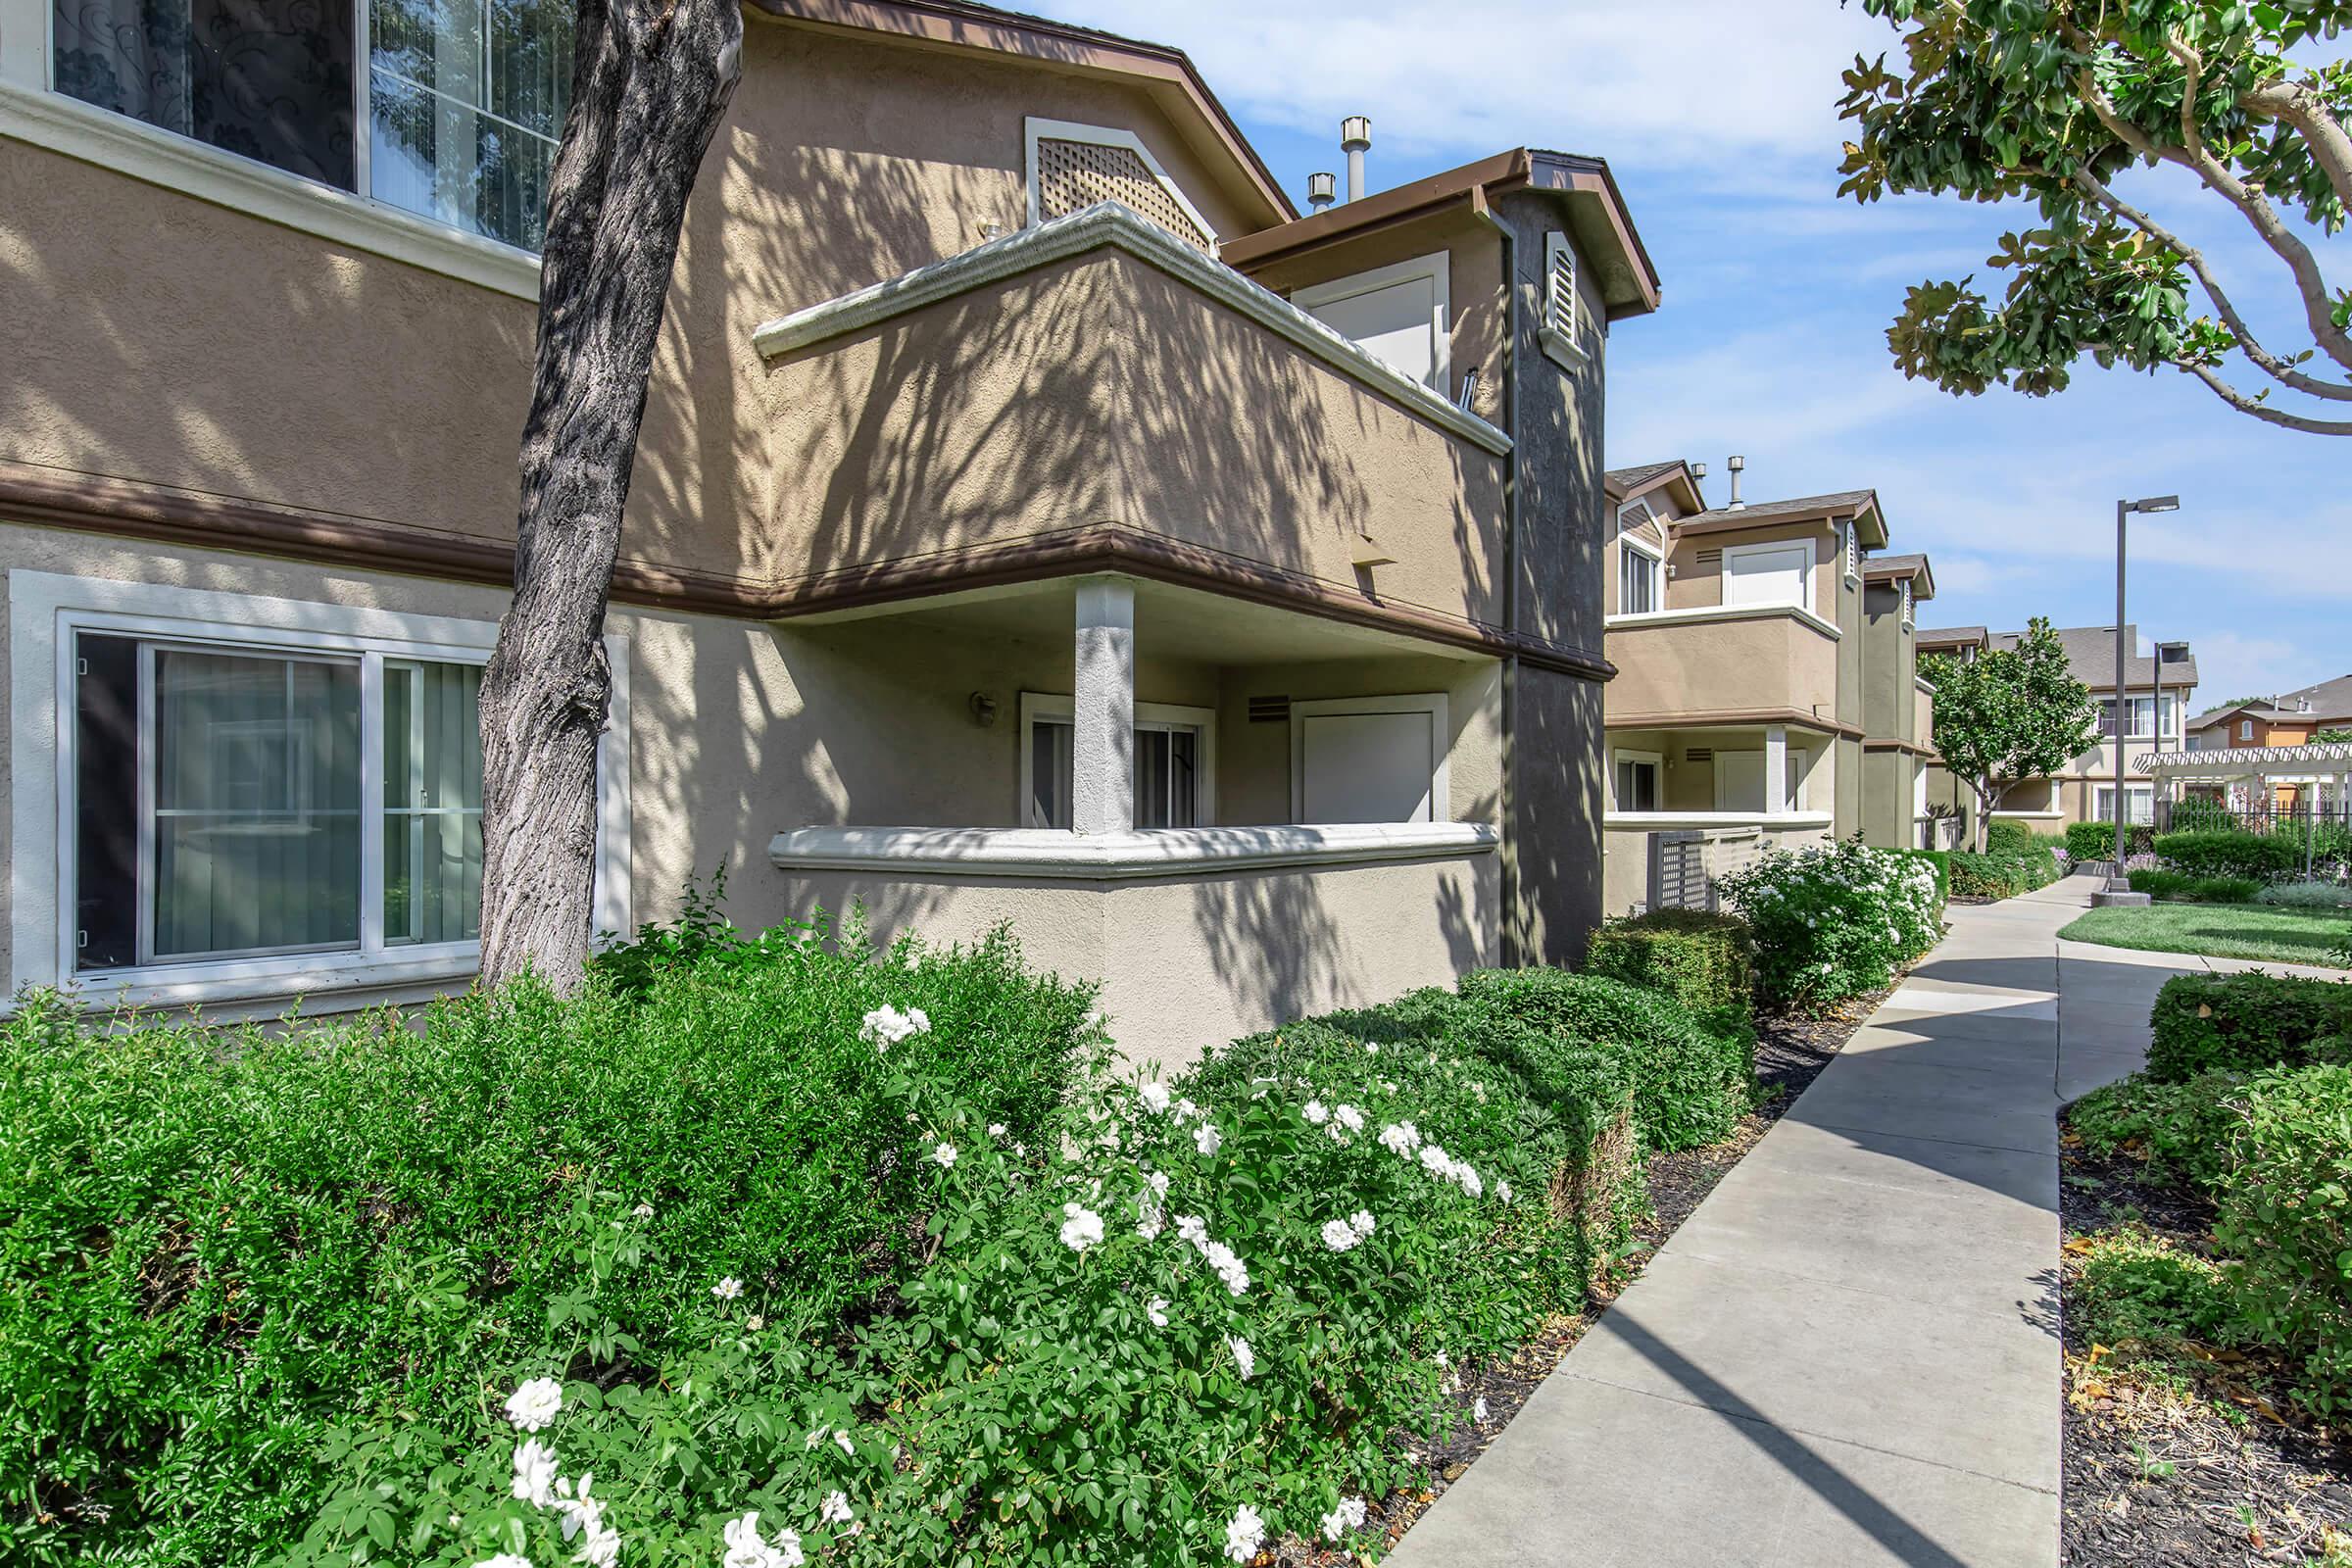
1674,490 -> 1888,549
1221,147 -> 1661,319
749,0 -> 1294,229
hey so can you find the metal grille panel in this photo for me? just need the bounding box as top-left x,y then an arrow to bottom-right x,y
1036,138 -> 1212,251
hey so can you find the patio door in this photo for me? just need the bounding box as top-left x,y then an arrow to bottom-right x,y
1291,695 -> 1447,823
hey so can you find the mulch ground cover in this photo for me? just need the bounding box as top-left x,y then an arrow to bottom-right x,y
1269,985 -> 1892,1562
2060,1121 -> 2352,1565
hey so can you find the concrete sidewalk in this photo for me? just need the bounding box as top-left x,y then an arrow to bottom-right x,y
1390,876 -> 2168,1568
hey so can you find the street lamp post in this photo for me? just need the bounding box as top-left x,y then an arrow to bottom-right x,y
2115,495 -> 2180,868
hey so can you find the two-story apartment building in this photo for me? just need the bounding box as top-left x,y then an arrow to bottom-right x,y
1916,622 -> 2199,829
2182,675 -> 2352,812
0,0 -> 1659,1060
1596,461 -> 1936,915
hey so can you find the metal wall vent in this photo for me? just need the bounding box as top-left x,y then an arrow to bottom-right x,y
1695,548 -> 1723,564
1248,695 -> 1292,723
1685,747 -> 1714,762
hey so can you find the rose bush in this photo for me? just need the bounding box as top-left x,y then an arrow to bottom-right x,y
1714,839 -> 1943,1008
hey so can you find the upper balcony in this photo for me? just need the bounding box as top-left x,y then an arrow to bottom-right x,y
746,203 -> 1519,644
1603,602 -> 1845,733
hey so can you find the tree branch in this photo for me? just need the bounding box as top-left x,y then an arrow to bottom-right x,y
2174,359 -> 2352,432
2244,78 -> 2352,218
2074,56 -> 2352,374
2070,168 -> 2352,400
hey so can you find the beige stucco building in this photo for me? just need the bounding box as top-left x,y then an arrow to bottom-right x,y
0,0 -> 1659,1062
1915,622 -> 2199,833
1596,461 -> 1939,915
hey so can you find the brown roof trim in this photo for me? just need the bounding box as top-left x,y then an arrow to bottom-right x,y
0,464 -> 1611,680
1606,460 -> 1705,514
1221,148 -> 1660,318
1605,708 -> 1865,742
750,0 -> 1293,228
1674,494 -> 1887,549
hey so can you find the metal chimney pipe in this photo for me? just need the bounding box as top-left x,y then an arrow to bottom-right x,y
1727,455 -> 1746,511
1307,171 -> 1337,212
1341,116 -> 1371,202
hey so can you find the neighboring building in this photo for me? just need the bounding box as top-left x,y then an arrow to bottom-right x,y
1914,622 -> 2199,829
2181,675 -> 2352,811
1596,461 -> 1937,915
0,0 -> 1660,1062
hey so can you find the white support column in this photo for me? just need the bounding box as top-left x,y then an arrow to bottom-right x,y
1764,725 -> 1789,815
1072,577 -> 1136,836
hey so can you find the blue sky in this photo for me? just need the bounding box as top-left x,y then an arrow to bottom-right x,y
1037,0 -> 2351,711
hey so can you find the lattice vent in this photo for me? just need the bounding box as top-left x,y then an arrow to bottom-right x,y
1036,138 -> 1213,251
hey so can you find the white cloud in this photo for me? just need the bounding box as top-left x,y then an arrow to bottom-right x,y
2180,631 -> 2344,713
1041,0 -> 1890,171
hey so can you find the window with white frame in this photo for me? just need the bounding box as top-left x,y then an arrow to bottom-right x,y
2098,695 -> 2175,739
2240,717 -> 2256,742
1618,535 -> 1662,616
10,571 -> 629,1001
1721,538 -> 1814,612
1020,695 -> 1214,830
1542,231 -> 1582,359
1612,750 -> 1661,812
2094,783 -> 2156,825
49,0 -> 572,251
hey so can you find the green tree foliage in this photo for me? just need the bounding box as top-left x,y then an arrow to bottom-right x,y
1838,1 -> 2352,435
1922,617 -> 2100,852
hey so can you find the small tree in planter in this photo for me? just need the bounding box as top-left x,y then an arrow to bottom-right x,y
1924,617 -> 2099,854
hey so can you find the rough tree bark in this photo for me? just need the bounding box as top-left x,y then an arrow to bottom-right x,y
476,0 -> 742,990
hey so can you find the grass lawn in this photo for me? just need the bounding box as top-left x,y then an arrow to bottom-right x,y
2059,902 -> 2352,968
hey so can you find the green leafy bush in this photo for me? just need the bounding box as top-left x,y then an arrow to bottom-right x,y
2067,1069 -> 2251,1191
1716,840 -> 1943,1008
2067,820 -> 2117,861
2260,880 -> 2352,910
1985,818 -> 2040,855
1582,907 -> 1755,1025
2155,829 -> 2303,884
2128,866 -> 2190,899
289,997 -> 1580,1568
2147,971 -> 2352,1081
2071,1225 -> 2242,1350
1455,968 -> 1750,1154
0,923 -> 1097,1568
2128,869 -> 2262,904
1948,839 -> 2061,900
2216,1065 -> 2352,1414
1893,847 -> 1951,903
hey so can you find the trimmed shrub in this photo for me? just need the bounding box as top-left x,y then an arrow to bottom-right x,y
1456,968 -> 1750,1153
2128,866 -> 2191,900
1985,818 -> 2039,855
1716,840 -> 1943,1008
1948,846 -> 2059,900
2067,820 -> 2117,861
2147,971 -> 2352,1081
0,923 -> 1098,1568
2128,869 -> 2262,904
2216,1064 -> 2352,1414
2155,829 -> 2303,883
1583,907 -> 1755,1025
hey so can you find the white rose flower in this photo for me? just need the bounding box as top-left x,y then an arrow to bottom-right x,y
1059,1200 -> 1105,1252
1229,1335 -> 1255,1380
819,1491 -> 855,1526
1320,1217 -> 1361,1252
930,1141 -> 957,1168
502,1377 -> 564,1433
1319,1496 -> 1369,1543
1194,1123 -> 1223,1157
1334,1103 -> 1365,1133
1223,1503 -> 1266,1563
1137,1081 -> 1172,1114
712,1276 -> 744,1300
1301,1099 -> 1330,1125
1348,1209 -> 1375,1240
510,1438 -> 559,1507
1148,1297 -> 1169,1328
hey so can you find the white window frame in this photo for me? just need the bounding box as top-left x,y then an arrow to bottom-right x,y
1617,531 -> 1663,616
1720,536 -> 1817,612
1017,692 -> 1217,830
1291,250 -> 1452,392
1022,118 -> 1220,249
1541,230 -> 1584,366
2093,783 -> 2155,826
7,570 -> 631,1007
0,0 -> 543,297
2240,716 -> 2256,742
1610,748 -> 1663,812
1616,497 -> 1657,532
1288,692 -> 1451,823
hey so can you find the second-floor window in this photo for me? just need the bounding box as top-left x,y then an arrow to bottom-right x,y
51,0 -> 572,252
2240,717 -> 2256,742
1618,538 -> 1660,615
1294,252 -> 1450,392
2098,695 -> 2178,739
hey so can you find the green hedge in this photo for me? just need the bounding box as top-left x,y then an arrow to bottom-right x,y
2127,868 -> 2263,904
2067,820 -> 2115,860
0,925 -> 1097,1568
2147,970 -> 2352,1081
1985,818 -> 2039,855
2154,829 -> 2305,883
1895,847 -> 1952,903
2216,1064 -> 2352,1414
1582,907 -> 1755,1025
1455,968 -> 1750,1154
1948,847 -> 2059,900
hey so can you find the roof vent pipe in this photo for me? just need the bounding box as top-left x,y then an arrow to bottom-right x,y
1307,171 -> 1337,212
1727,454 -> 1746,511
1341,116 -> 1371,202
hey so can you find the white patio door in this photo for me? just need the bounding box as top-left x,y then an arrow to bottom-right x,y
1292,695 -> 1448,823
1716,750 -> 1765,811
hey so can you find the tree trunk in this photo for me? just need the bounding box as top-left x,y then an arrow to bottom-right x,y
476,0 -> 742,991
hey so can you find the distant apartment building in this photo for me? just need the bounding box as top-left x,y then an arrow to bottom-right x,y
1915,623 -> 2199,830
1597,460 -> 1937,915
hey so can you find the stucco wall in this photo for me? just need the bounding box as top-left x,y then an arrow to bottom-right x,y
1599,819 -> 1833,919
1604,612 -> 1841,724
1513,664 -> 1603,965
765,851 -> 1498,1069
757,248 -> 1508,621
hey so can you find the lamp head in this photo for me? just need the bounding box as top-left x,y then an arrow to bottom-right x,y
2130,494 -> 2180,514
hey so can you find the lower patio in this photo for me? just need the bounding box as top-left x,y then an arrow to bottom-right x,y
1600,720 -> 1837,916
